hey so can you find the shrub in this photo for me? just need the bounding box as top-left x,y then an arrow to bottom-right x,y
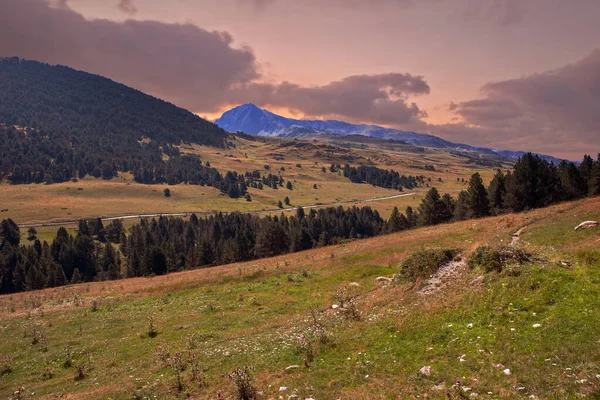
333,286 -> 361,321
146,316 -> 158,338
298,335 -> 315,367
63,346 -> 73,368
1,355 -> 13,376
228,366 -> 258,400
468,246 -> 502,272
468,245 -> 532,272
396,248 -> 459,280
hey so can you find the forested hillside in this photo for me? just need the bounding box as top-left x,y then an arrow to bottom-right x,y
0,57 -> 228,186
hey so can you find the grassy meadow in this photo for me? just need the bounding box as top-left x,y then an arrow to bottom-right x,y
0,196 -> 598,399
1,136 -> 505,228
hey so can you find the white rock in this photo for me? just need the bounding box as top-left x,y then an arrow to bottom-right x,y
574,221 -> 599,231
467,323 -> 473,329
419,366 -> 432,376
285,365 -> 299,371
279,387 -> 288,392
503,368 -> 511,375
376,276 -> 393,282
349,282 -> 360,287
532,323 -> 541,328
331,304 -> 339,309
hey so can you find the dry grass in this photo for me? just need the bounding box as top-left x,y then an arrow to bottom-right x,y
1,136 -> 508,225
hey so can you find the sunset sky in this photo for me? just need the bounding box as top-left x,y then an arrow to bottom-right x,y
1,0 -> 599,159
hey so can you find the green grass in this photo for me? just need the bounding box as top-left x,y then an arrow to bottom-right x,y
0,197 -> 598,398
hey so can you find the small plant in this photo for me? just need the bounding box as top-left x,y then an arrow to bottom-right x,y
298,335 -> 315,368
334,286 -> 361,321
1,355 -> 13,376
228,366 -> 258,400
74,353 -> 93,381
163,188 -> 171,198
309,307 -> 330,344
90,299 -> 99,312
63,346 -> 73,368
188,353 -> 208,389
169,351 -> 185,391
42,365 -> 54,380
147,316 -> 158,338
31,328 -> 47,347
154,343 -> 171,368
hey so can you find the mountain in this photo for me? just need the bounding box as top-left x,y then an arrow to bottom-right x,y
0,57 -> 233,187
216,104 -> 566,163
0,57 -> 227,148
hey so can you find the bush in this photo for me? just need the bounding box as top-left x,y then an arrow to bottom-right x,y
228,366 -> 258,400
468,245 -> 531,272
396,248 -> 459,280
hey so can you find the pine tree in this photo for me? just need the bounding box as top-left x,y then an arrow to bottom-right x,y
466,173 -> 490,218
417,187 -> 444,226
454,191 -> 469,221
71,268 -> 82,284
589,160 -> 600,196
0,219 -> 20,247
487,170 -> 506,215
386,206 -> 409,233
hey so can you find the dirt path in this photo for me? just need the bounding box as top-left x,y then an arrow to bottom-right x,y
18,192 -> 417,228
510,225 -> 529,247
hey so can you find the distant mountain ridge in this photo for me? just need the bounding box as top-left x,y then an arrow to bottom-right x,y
216,104 -> 566,163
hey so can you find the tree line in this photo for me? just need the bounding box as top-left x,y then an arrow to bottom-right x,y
1,152 -> 598,294
341,164 -> 424,190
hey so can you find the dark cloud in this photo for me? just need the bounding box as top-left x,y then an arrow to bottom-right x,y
231,73 -> 430,125
441,49 -> 600,158
0,0 -> 259,112
118,0 -> 137,15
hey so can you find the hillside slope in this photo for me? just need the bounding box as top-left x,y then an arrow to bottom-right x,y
0,197 -> 598,399
0,57 -> 226,147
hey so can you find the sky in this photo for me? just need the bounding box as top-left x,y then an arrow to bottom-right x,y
0,0 -> 599,159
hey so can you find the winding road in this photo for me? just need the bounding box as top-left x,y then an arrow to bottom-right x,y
18,192 -> 417,228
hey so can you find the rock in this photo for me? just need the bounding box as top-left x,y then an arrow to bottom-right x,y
503,368 -> 511,375
532,323 -> 541,328
467,323 -> 473,329
376,276 -> 393,282
469,276 -> 484,286
574,221 -> 599,231
285,365 -> 299,371
331,304 -> 339,309
419,366 -> 432,376
349,282 -> 360,287
279,387 -> 288,392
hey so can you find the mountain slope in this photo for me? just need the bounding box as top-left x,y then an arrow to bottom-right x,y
216,104 -> 566,163
0,57 -> 226,147
0,57 -> 236,187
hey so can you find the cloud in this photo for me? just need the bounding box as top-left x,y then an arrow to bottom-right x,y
118,0 -> 137,15
0,0 -> 259,112
231,73 -> 430,125
441,49 -> 600,158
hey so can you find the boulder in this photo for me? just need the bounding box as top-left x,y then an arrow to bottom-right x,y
574,221 -> 599,231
